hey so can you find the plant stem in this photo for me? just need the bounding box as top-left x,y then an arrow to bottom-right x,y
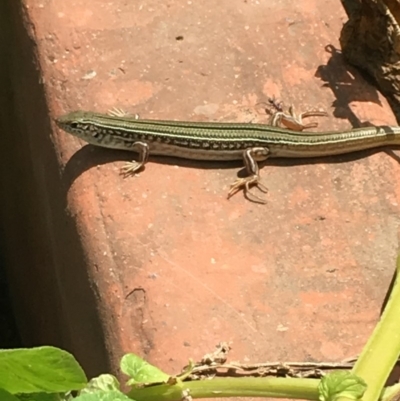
128,377 -> 320,401
352,254 -> 400,401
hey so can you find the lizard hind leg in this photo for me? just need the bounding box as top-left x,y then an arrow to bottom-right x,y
227,147 -> 270,204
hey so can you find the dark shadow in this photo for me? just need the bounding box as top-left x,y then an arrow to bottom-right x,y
315,45 -> 383,128
62,143 -> 400,191
0,0 -> 111,377
62,144 -> 244,188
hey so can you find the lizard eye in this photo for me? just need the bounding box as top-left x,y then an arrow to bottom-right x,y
69,122 -> 80,129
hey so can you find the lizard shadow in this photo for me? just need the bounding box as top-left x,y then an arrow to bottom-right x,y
315,44 -> 393,126
63,143 -> 400,189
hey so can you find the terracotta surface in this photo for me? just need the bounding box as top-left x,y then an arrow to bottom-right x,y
1,0 -> 399,383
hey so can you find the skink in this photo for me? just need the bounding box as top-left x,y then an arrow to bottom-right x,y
56,110 -> 400,203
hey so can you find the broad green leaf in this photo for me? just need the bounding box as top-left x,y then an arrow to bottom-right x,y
80,374 -> 120,394
120,354 -> 169,385
0,388 -> 19,401
75,390 -> 132,401
15,393 -> 70,401
0,347 -> 87,394
319,371 -> 367,401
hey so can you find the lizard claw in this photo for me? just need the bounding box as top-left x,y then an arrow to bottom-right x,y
120,161 -> 144,176
227,175 -> 268,204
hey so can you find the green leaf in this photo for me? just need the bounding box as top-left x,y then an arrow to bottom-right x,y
120,354 -> 169,385
0,347 -> 87,394
0,388 -> 20,401
15,393 -> 70,401
74,390 -> 132,401
319,371 -> 367,401
80,374 -> 120,394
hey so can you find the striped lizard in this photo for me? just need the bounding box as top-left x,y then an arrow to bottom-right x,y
56,108 -> 400,203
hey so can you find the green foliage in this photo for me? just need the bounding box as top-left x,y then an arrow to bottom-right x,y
0,347 -> 87,395
15,393 -> 72,401
74,390 -> 132,401
0,388 -> 19,401
120,354 -> 169,386
79,374 -> 120,394
319,371 -> 367,401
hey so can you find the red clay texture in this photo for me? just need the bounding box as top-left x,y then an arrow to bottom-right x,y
1,0 -> 399,384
